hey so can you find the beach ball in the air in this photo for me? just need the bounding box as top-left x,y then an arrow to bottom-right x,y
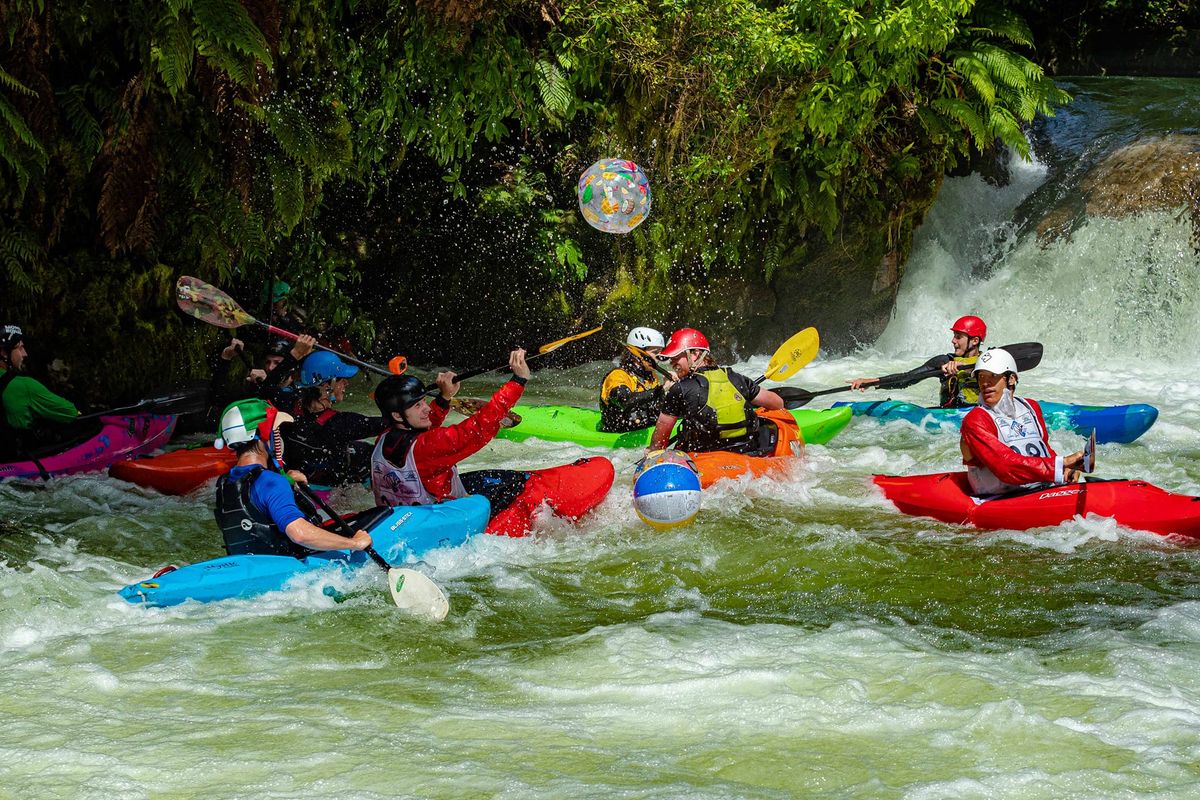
577,158 -> 651,234
633,460 -> 702,529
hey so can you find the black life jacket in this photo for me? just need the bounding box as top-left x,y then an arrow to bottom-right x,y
214,466 -> 315,558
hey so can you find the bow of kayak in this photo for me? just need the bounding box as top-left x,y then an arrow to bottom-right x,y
495,405 -> 852,449
110,445 -> 236,495
834,400 -> 1158,444
874,472 -> 1200,540
119,495 -> 491,607
0,414 -> 177,481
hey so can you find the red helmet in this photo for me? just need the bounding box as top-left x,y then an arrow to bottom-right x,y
950,315 -> 987,340
660,328 -> 711,358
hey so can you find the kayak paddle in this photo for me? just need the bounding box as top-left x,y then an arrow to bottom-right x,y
294,481 -> 450,620
775,342 -> 1044,409
1083,429 -> 1096,474
753,327 -> 820,385
77,385 -> 212,421
437,325 -> 604,389
176,276 -> 391,378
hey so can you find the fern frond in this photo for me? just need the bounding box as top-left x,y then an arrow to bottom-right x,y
269,155 -> 304,232
0,66 -> 37,97
974,43 -> 1027,91
535,59 -> 571,120
951,54 -> 995,105
58,86 -> 104,162
987,106 -> 1028,158
932,97 -> 989,149
0,92 -> 47,157
191,0 -> 273,67
152,14 -> 196,95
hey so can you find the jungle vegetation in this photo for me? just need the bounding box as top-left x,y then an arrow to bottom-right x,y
2,0 -> 1093,398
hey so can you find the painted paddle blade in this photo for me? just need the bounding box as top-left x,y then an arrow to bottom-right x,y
764,327 -> 820,382
1083,429 -> 1096,474
387,568 -> 449,621
537,324 -> 603,355
176,275 -> 255,329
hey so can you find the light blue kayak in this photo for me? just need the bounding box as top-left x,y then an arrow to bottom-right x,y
118,495 -> 491,607
832,399 -> 1158,444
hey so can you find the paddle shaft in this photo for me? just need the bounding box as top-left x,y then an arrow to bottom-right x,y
294,481 -> 392,571
257,322 -> 390,378
76,387 -> 210,421
777,342 -> 1044,408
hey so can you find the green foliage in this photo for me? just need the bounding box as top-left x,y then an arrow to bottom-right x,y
0,0 -> 1076,396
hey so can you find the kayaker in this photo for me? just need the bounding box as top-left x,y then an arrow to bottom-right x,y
850,315 -> 987,408
648,328 -> 789,456
213,398 -> 371,556
280,351 -> 381,485
960,348 -> 1084,496
257,334 -> 315,413
267,280 -> 307,335
0,324 -> 79,451
598,327 -> 674,433
371,349 -> 532,513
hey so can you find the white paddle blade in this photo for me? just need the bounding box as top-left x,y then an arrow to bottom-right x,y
387,568 -> 450,621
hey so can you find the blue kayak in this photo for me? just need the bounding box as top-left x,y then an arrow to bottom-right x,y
832,399 -> 1158,444
118,495 -> 491,607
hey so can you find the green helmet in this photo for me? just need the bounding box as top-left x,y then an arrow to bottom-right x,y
215,398 -> 275,449
270,280 -> 291,304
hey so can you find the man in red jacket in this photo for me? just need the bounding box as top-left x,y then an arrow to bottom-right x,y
960,348 -> 1084,496
371,349 -> 531,509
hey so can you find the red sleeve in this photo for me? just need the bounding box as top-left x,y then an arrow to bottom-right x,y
961,403 -> 1061,485
412,380 -> 524,475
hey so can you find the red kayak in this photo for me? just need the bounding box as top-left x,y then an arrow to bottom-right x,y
487,456 -> 615,537
874,472 -> 1200,540
110,445 -> 236,495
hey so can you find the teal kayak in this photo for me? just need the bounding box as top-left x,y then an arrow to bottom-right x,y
495,405 -> 853,448
832,399 -> 1158,444
118,495 -> 490,607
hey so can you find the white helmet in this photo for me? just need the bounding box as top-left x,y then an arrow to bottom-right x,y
626,326 -> 665,349
973,347 -> 1019,377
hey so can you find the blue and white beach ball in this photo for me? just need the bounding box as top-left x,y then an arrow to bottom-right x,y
633,461 -> 702,529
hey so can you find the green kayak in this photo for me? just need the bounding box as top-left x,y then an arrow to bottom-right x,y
495,405 -> 853,449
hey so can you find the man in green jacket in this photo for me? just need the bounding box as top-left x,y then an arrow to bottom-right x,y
1,325 -> 79,435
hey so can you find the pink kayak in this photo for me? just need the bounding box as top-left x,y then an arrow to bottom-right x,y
0,414 -> 178,480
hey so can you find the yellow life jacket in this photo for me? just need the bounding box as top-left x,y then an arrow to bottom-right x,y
942,354 -> 980,408
705,368 -> 751,440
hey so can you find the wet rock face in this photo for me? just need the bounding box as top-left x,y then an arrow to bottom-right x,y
1038,134 -> 1200,243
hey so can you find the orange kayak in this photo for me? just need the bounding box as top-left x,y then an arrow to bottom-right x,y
690,409 -> 803,489
110,445 -> 236,495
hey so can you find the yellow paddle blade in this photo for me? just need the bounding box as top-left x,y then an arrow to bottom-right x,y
763,327 -> 820,382
537,324 -> 603,355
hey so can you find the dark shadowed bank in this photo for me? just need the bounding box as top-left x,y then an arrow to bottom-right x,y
2,0 -> 1188,403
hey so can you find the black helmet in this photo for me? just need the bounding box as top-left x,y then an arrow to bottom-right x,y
375,375 -> 428,416
1,325 -> 23,352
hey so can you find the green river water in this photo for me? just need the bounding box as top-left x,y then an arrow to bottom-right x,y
2,78 -> 1200,799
